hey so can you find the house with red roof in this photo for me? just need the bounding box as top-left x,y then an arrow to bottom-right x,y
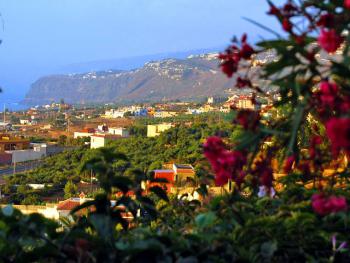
147,164 -> 196,193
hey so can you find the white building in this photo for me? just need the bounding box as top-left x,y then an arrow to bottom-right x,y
90,134 -> 121,149
5,143 -> 63,164
108,127 -> 129,137
6,143 -> 47,163
97,124 -> 108,133
104,109 -> 126,118
187,108 -> 204,115
147,123 -> 173,137
20,119 -> 31,125
154,111 -> 178,118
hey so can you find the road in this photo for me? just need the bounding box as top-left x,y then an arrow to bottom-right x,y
0,161 -> 43,176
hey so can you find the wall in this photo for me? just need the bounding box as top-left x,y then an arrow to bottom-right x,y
74,132 -> 93,139
0,153 -> 12,165
109,128 -> 129,137
2,204 -> 60,221
90,136 -> 105,149
147,123 -> 172,137
7,147 -> 46,163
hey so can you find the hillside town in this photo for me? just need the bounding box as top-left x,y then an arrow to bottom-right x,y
0,92 -> 282,221
3,0 -> 350,261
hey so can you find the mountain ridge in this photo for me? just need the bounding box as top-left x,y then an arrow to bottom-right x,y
23,53 -> 237,105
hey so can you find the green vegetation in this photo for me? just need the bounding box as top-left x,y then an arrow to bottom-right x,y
2,115 -> 233,204
3,0 -> 350,261
64,180 -> 78,198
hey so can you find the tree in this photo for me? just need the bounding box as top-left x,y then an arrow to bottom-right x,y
9,115 -> 19,124
64,180 -> 77,198
57,135 -> 67,146
1,2 -> 350,262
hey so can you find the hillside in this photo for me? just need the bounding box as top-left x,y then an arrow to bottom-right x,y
23,53 -> 238,105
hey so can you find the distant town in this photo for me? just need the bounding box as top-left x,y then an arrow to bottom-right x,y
0,91 -> 282,221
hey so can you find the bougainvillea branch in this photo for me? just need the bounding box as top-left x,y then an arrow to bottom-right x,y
205,0 -> 350,207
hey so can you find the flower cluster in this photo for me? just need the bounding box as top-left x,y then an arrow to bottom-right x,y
218,34 -> 255,79
206,1 -> 350,213
312,193 -> 348,216
234,109 -> 260,131
326,118 -> 350,157
253,159 -> 274,188
309,135 -> 322,160
268,1 -> 299,33
203,136 -> 246,187
283,155 -> 295,173
315,2 -> 349,53
268,1 -> 347,53
346,0 -> 350,9
318,29 -> 343,53
312,80 -> 350,157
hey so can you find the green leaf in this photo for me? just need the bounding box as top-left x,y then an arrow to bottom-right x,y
243,17 -> 282,38
2,205 -> 13,217
111,176 -> 133,193
149,186 -> 169,202
287,102 -> 306,155
195,212 -> 216,228
260,241 -> 278,259
89,214 -> 114,241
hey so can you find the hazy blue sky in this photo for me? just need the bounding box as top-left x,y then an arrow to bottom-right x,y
0,0 -> 282,103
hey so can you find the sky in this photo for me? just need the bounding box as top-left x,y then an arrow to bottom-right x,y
0,0 -> 283,106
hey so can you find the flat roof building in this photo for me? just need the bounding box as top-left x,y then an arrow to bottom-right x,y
90,134 -> 122,149
147,123 -> 173,137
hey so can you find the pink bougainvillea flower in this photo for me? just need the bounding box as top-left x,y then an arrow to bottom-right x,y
253,160 -> 274,188
294,34 -> 305,45
312,193 -> 348,216
316,13 -> 335,28
203,136 -> 226,165
314,80 -> 339,111
345,0 -> 350,9
310,136 -> 322,146
240,43 -> 255,60
283,155 -> 295,173
320,80 -> 338,95
318,29 -> 343,53
282,18 -> 293,32
236,77 -> 252,89
283,2 -> 297,13
235,109 -> 260,131
326,117 -> 350,156
219,58 -> 238,78
203,137 -> 246,187
260,167 -> 274,188
309,135 -> 323,159
215,150 -> 246,187
267,4 -> 280,16
219,34 -> 254,78
340,96 -> 350,113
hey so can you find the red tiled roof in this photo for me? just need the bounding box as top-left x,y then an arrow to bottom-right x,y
154,170 -> 175,183
115,191 -> 137,198
82,128 -> 95,133
57,199 -> 80,211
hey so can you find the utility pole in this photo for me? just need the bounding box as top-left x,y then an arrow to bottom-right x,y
3,104 -> 5,123
13,155 -> 16,176
90,169 -> 93,194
